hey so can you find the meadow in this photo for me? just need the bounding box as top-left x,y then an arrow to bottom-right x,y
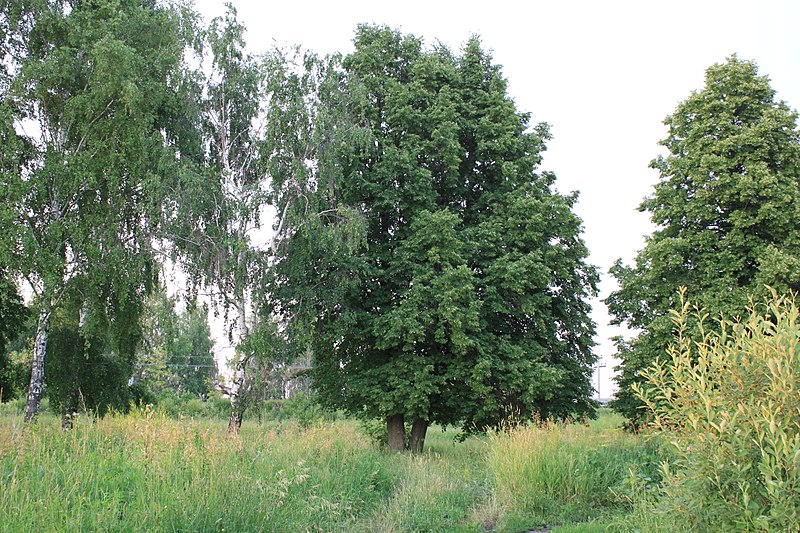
0,403 -> 666,532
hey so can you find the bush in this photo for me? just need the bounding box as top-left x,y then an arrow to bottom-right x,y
154,392 -> 229,419
278,394 -> 329,428
634,290 -> 800,531
149,389 -> 337,427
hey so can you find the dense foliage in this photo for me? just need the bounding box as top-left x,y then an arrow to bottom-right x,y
0,0 -> 33,401
271,26 -> 599,450
1,0 -> 188,421
0,271 -> 27,400
607,56 -> 800,423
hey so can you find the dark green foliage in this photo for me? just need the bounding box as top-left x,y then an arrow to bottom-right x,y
45,283 -> 147,416
45,326 -> 136,416
607,56 -> 800,424
272,26 -> 598,438
0,272 -> 28,400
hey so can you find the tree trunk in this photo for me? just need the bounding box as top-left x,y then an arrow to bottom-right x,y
61,390 -> 77,430
24,306 -> 52,423
409,418 -> 429,453
228,398 -> 244,434
224,286 -> 251,435
226,262 -> 250,436
387,413 -> 406,451
227,352 -> 248,435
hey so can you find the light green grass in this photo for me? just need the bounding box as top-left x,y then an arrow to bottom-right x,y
0,408 -> 390,532
0,408 -> 661,532
487,411 -> 664,531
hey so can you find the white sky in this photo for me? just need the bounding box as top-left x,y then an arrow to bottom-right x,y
192,0 -> 800,399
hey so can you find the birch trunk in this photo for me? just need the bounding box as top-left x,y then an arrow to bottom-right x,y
227,290 -> 249,435
24,306 -> 52,423
227,356 -> 247,434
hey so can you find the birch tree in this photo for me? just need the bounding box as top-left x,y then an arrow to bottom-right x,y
168,5 -> 366,432
2,0 -> 186,422
167,5 -> 267,433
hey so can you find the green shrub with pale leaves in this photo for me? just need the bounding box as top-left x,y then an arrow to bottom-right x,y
634,290 -> 800,531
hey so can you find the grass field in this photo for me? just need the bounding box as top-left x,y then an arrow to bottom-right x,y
0,406 -> 665,532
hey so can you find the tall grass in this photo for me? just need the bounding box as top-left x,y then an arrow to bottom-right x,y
0,407 -> 390,532
487,411 -> 665,530
1,408 -> 662,532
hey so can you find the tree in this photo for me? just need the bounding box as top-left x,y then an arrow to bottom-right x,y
169,304 -> 216,398
134,289 -> 180,397
607,56 -> 800,424
167,5 -> 267,433
134,289 -> 216,399
271,26 -> 599,452
2,0 -> 188,422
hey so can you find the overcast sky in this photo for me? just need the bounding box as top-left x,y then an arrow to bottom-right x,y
192,0 -> 800,398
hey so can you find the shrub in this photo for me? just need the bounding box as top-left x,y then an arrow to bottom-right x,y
278,394 -> 328,428
154,392 -> 229,419
634,290 -> 800,531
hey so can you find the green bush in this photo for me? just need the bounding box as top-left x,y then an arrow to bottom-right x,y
634,290 -> 800,531
278,394 -> 329,428
154,392 -> 229,419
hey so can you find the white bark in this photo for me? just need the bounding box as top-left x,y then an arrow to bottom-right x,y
24,305 -> 52,423
24,186 -> 63,424
227,285 -> 250,434
269,195 -> 292,257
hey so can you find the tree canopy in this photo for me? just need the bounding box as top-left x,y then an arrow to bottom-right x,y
1,0 -> 187,421
607,56 -> 800,423
271,26 -> 599,451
